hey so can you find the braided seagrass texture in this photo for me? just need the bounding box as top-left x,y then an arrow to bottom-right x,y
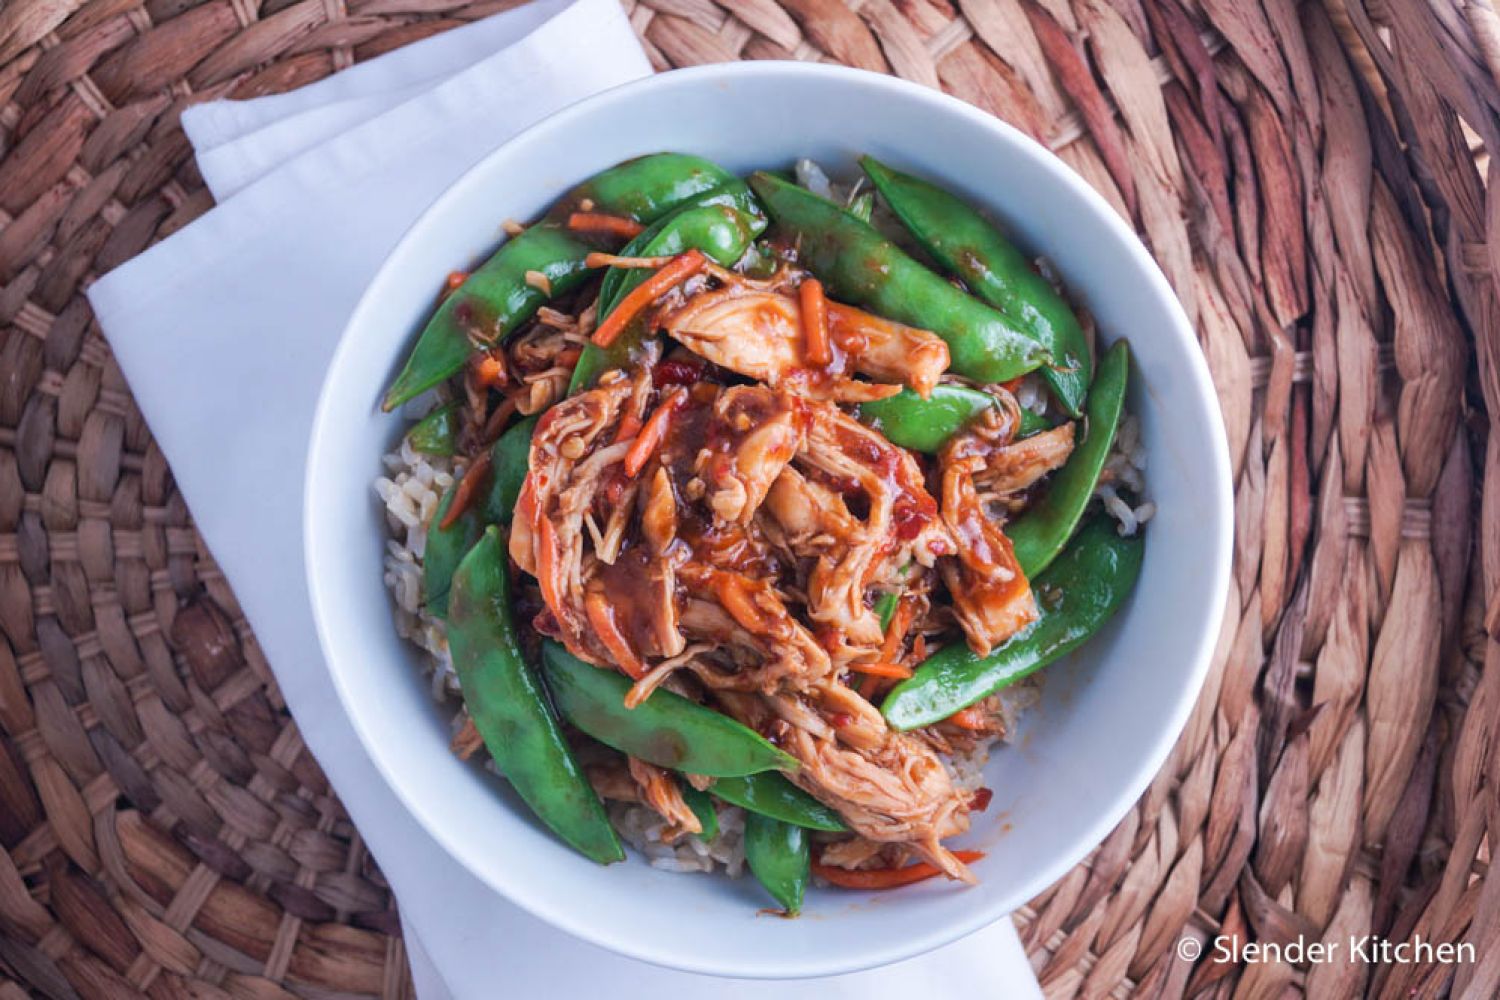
2,0 -> 1498,997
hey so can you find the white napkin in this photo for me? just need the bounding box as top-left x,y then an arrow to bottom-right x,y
86,3 -> 1043,997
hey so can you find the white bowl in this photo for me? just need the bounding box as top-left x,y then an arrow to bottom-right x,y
305,62 -> 1233,979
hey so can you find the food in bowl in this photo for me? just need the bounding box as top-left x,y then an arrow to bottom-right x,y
374,152 -> 1151,914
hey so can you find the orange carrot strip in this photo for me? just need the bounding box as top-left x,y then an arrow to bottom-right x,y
612,411 -> 643,446
849,661 -> 913,680
585,593 -> 647,679
813,850 -> 985,890
567,212 -> 644,239
879,598 -> 914,663
799,277 -> 831,365
713,573 -> 770,634
623,388 -> 684,477
592,250 -> 707,348
446,271 -> 469,291
584,252 -> 677,269
947,707 -> 987,730
438,452 -> 492,530
480,395 -> 520,445
474,353 -> 507,388
535,516 -> 565,620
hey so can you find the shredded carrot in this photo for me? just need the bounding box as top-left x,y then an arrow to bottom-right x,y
474,352 -> 507,388
535,515 -> 565,619
623,388 -> 685,477
592,250 -> 707,347
438,451 -> 491,530
714,573 -> 770,634
556,347 -> 583,367
879,598 -> 914,663
446,271 -> 468,291
585,593 -> 647,679
480,395 -> 520,445
567,212 -> 645,239
799,277 -> 832,365
584,252 -> 677,269
1000,376 -> 1024,393
813,850 -> 985,890
849,661 -> 912,679
947,707 -> 987,730
611,408 -> 644,445
861,597 -> 915,699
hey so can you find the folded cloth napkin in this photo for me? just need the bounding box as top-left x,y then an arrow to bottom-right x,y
86,3 -> 1044,996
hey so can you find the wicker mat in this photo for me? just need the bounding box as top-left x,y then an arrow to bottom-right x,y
2,0 -> 1497,997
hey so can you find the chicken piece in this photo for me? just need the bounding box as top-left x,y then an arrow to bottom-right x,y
783,729 -> 974,881
826,302 -> 949,398
674,567 -> 834,691
712,688 -> 976,883
937,457 -> 1039,656
510,377 -> 635,662
975,423 -> 1076,495
511,368 -> 686,670
640,466 -> 678,553
815,837 -> 890,871
658,285 -> 948,398
769,404 -> 950,654
627,757 -> 702,841
698,387 -> 808,525
586,761 -> 643,803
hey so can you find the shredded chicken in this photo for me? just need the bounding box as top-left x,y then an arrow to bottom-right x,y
497,260 -> 1088,882
659,284 -> 948,398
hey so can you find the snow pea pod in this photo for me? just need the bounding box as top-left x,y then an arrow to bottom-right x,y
747,172 -> 1050,383
448,529 -> 624,864
861,157 -> 1092,416
710,773 -> 846,832
406,402 -> 460,455
860,385 -> 1051,453
744,813 -> 809,914
541,642 -> 799,776
569,194 -> 765,393
881,517 -> 1143,731
423,415 -> 538,617
559,153 -> 737,225
384,154 -> 739,410
682,784 -> 720,841
384,226 -> 601,411
1008,340 -> 1129,578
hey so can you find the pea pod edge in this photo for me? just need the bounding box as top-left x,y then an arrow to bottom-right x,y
447,529 -> 624,864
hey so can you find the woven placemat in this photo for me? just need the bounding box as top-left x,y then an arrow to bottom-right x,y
2,1 -> 1497,997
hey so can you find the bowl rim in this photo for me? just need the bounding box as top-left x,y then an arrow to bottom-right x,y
305,58 -> 1234,979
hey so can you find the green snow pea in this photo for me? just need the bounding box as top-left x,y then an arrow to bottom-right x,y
1008,340 -> 1129,578
860,386 -> 1052,454
557,153 -> 738,225
384,154 -> 739,410
861,157 -> 1093,416
406,402 -> 460,455
710,773 -> 846,832
570,194 -> 765,393
744,813 -> 809,914
881,517 -> 1143,731
447,529 -> 623,864
540,642 -> 798,777
682,784 -> 721,841
422,414 -> 538,617
747,172 -> 1050,384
